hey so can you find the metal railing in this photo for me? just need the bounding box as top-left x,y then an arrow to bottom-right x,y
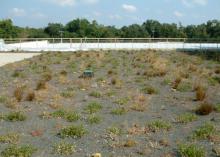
1,38 -> 220,51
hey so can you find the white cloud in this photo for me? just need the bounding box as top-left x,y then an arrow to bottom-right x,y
45,0 -> 99,6
109,14 -> 122,20
122,4 -> 137,13
83,0 -> 99,4
93,11 -> 101,17
174,11 -> 184,17
181,0 -> 207,7
10,8 -> 26,17
193,0 -> 207,6
51,0 -> 75,6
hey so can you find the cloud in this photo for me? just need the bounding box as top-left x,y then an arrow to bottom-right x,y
181,0 -> 207,7
122,4 -> 137,13
46,0 -> 99,6
109,14 -> 122,20
10,8 -> 26,17
51,0 -> 75,6
174,11 -> 184,17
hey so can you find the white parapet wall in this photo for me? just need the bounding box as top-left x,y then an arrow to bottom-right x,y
0,39 -> 219,51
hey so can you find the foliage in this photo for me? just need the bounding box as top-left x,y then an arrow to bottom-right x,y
1,18 -> 220,38
59,125 -> 86,138
1,145 -> 36,157
178,143 -> 205,157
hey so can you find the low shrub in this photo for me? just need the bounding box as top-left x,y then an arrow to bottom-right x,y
59,125 -> 86,138
176,113 -> 198,123
1,145 -> 36,157
4,112 -> 26,122
148,120 -> 172,132
195,103 -> 213,115
84,102 -> 102,114
178,143 -> 205,157
53,141 -> 75,155
192,123 -> 215,140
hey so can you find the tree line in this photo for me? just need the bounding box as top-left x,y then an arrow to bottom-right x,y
0,18 -> 220,39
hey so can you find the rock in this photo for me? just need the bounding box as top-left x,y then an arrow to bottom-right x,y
91,153 -> 101,157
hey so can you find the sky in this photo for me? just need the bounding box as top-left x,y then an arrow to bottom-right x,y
0,0 -> 220,28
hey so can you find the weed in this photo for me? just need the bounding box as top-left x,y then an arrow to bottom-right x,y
84,102 -> 102,114
111,107 -> 127,115
42,72 -> 52,82
14,87 -> 24,102
172,77 -> 182,89
141,85 -> 158,94
214,104 -> 220,112
51,109 -> 80,122
89,91 -> 102,98
114,97 -> 130,105
59,125 -> 86,138
0,95 -> 7,103
195,103 -> 213,115
87,115 -> 101,124
26,91 -> 35,101
124,139 -> 137,147
148,120 -> 172,132
178,143 -> 205,157
176,113 -> 198,123
195,86 -> 206,101
0,133 -> 19,144
177,82 -> 192,92
1,145 -> 36,157
60,70 -> 68,76
65,112 -> 80,122
60,91 -> 74,98
192,123 -> 215,140
53,141 -> 75,155
107,126 -> 123,135
130,103 -> 146,112
4,112 -> 26,122
36,80 -> 46,90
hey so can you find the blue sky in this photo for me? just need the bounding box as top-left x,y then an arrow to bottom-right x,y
0,0 -> 220,28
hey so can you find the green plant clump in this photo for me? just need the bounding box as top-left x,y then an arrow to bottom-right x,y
4,112 -> 26,122
192,123 -> 215,140
53,141 -> 75,155
178,143 -> 205,157
87,115 -> 101,124
148,120 -> 172,132
176,113 -> 198,123
0,133 -> 19,144
51,109 -> 80,122
111,107 -> 127,115
1,145 -> 36,157
84,102 -> 102,114
59,125 -> 86,138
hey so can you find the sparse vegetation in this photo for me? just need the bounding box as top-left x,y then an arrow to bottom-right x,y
84,102 -> 102,114
178,143 -> 205,157
14,86 -> 24,102
4,112 -> 26,122
87,114 -> 101,124
192,123 -> 215,140
176,113 -> 198,123
148,120 -> 172,132
1,145 -> 36,157
195,103 -> 213,115
0,133 -> 19,144
59,125 -> 86,138
53,141 -> 75,155
0,50 -> 219,156
111,107 -> 127,115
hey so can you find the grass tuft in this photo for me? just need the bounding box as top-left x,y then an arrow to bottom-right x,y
1,145 -> 36,157
195,103 -> 213,115
84,102 -> 102,114
53,141 -> 75,155
148,120 -> 172,132
59,125 -> 86,138
176,113 -> 198,123
178,143 -> 205,157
